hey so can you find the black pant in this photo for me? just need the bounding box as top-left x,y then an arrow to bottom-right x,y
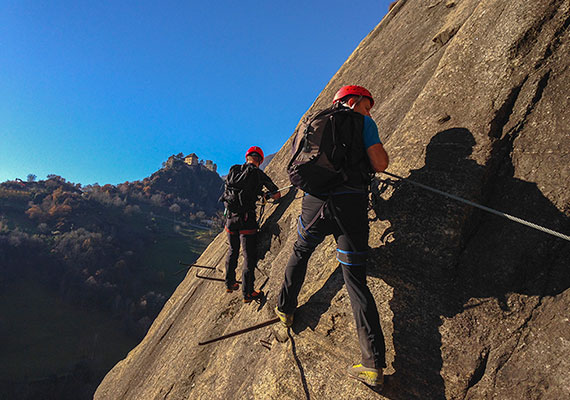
225,211 -> 258,296
277,193 -> 386,369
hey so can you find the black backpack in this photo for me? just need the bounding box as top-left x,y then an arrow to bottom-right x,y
287,104 -> 368,194
221,163 -> 260,213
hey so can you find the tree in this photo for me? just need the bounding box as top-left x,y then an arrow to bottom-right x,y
150,193 -> 164,206
26,204 -> 45,220
46,174 -> 65,183
27,174 -> 36,182
124,205 -> 141,215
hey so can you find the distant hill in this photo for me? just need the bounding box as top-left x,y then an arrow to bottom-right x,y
1,154 -> 225,332
144,153 -> 224,215
259,152 -> 276,170
0,154 -> 224,399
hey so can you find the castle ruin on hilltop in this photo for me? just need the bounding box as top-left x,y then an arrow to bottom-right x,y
183,153 -> 217,173
163,153 -> 217,173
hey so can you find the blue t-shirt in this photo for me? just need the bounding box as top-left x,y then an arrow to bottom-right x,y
326,115 -> 381,194
363,116 -> 382,149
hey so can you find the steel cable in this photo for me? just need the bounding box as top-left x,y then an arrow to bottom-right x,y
377,171 -> 570,242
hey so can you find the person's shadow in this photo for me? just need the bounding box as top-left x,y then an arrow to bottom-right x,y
368,127 -> 569,398
257,187 -> 299,262
289,128 -> 569,398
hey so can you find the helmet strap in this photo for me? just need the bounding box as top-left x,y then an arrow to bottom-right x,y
342,95 -> 363,110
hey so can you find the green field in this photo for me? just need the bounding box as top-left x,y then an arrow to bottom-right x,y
0,278 -> 139,381
0,189 -> 221,384
141,225 -> 216,293
0,224 -> 217,382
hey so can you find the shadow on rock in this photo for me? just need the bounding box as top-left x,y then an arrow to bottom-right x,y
257,187 -> 300,261
261,128 -> 568,398
369,127 -> 569,399
292,266 -> 344,335
289,330 -> 311,400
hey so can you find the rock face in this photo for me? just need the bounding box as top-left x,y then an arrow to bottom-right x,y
96,1 -> 569,399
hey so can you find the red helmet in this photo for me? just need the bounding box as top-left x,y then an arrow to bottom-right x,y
245,146 -> 264,162
333,85 -> 374,107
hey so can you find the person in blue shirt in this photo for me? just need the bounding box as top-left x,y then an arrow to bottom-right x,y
275,85 -> 389,388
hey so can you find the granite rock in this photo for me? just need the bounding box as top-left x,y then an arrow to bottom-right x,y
96,1 -> 569,399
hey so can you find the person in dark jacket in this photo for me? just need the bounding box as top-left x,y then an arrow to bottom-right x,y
222,146 -> 281,302
275,86 -> 389,387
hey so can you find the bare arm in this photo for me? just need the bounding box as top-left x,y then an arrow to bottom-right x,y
366,143 -> 389,172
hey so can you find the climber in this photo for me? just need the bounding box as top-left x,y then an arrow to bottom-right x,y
220,146 -> 281,303
275,85 -> 389,387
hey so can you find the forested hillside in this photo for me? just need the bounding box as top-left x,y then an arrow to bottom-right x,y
0,156 -> 224,399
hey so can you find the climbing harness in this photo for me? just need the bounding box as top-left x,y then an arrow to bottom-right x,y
377,171 -> 570,242
297,201 -> 326,244
327,196 -> 359,252
257,195 -> 268,225
295,194 -> 366,266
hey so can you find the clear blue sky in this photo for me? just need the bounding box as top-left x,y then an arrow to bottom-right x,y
1,0 -> 391,184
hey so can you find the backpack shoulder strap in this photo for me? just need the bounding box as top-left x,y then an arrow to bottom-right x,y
288,106 -> 338,170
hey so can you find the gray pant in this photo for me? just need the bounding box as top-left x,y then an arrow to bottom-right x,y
277,193 -> 386,369
225,211 -> 258,296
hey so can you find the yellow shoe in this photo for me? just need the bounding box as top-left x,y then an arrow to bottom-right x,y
347,364 -> 383,388
274,306 -> 294,327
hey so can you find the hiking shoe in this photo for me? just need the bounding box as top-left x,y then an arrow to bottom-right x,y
274,306 -> 294,328
347,364 -> 383,388
243,290 -> 264,303
226,282 -> 239,293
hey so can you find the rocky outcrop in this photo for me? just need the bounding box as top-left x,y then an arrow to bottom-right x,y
259,153 -> 276,171
147,157 -> 224,215
96,1 -> 569,399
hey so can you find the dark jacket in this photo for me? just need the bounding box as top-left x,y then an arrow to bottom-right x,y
221,163 -> 278,214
